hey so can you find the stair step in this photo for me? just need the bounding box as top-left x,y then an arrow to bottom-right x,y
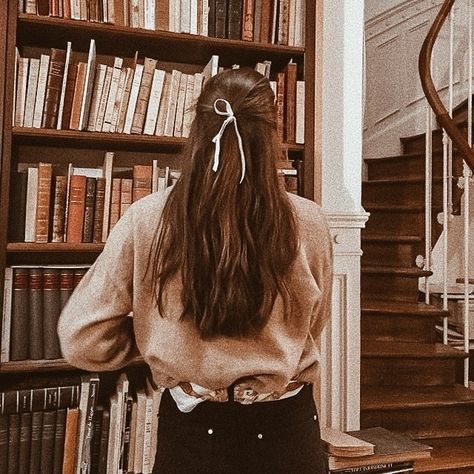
362,266 -> 431,277
414,436 -> 474,472
361,299 -> 448,317
361,385 -> 474,439
363,178 -> 442,207
362,342 -> 466,359
362,235 -> 422,268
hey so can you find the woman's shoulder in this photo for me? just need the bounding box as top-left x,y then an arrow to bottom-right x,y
287,193 -> 326,227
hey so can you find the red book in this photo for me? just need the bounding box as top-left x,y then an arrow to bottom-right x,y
66,175 -> 87,243
61,61 -> 78,130
260,0 -> 273,43
43,48 -> 67,129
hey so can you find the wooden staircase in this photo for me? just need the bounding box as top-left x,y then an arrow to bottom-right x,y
361,112 -> 474,472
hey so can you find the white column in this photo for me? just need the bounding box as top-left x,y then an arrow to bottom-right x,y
318,0 -> 368,432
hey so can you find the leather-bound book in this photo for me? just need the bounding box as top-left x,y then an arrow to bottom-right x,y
8,171 -> 28,243
120,179 -> 133,217
69,62 -> 87,130
18,412 -> 32,474
60,269 -> 74,309
82,177 -> 97,243
285,61 -> 297,143
242,0 -> 254,41
227,0 -> 243,39
35,162 -> 53,243
51,175 -> 67,243
61,61 -> 79,130
29,412 -> 43,474
254,0 -> 262,42
66,174 -> 87,243
93,177 -> 105,243
7,413 -> 21,474
133,165 -> 152,202
43,48 -> 67,129
156,0 -> 169,30
215,0 -> 227,38
0,415 -> 8,473
208,0 -> 216,37
53,409 -> 66,474
276,71 -> 286,140
37,0 -> 49,15
260,0 -> 273,42
43,268 -> 61,359
28,268 -> 44,360
97,408 -> 110,474
278,0 -> 290,45
40,410 -> 57,474
62,408 -> 79,474
10,268 -> 29,361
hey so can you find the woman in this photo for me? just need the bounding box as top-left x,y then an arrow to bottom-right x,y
58,67 -> 332,473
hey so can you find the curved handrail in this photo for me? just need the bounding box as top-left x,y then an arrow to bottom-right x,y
419,0 -> 474,173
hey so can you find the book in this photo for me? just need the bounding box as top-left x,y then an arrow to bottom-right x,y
276,71 -> 285,139
18,411 -> 32,474
0,415 -> 7,473
215,0 -> 227,38
116,67 -> 135,134
101,151 -> 115,242
131,57 -> 157,134
42,48 -> 67,128
95,65 -> 113,131
60,268 -> 75,309
182,74 -> 195,137
143,68 -> 166,135
40,410 -> 57,474
103,57 -> 123,132
154,71 -> 172,136
1,268 -> 13,363
25,167 -> 39,242
173,73 -> 188,137
110,67 -> 128,132
109,177 -> 122,231
52,175 -> 68,243
93,177 -> 106,243
133,387 -> 147,474
56,41 -> 73,130
326,428 -> 432,471
79,39 -> 97,130
120,178 -> 133,216
33,54 -> 51,128
53,409 -> 67,474
87,63 -> 108,131
242,0 -> 254,41
8,413 -> 21,473
8,171 -> 28,242
331,461 -> 414,474
28,268 -> 44,360
29,411 -> 43,473
296,80 -> 305,144
61,60 -> 79,130
322,426 -> 374,458
35,162 -> 53,243
82,177 -> 97,243
285,61 -> 297,143
10,268 -> 29,361
63,408 -> 79,474
15,57 -> 29,127
164,69 -> 182,136
23,57 -> 40,128
278,0 -> 290,45
123,63 -> 144,134
97,408 -> 110,473
69,62 -> 87,130
43,268 -> 62,359
227,0 -> 243,40
132,165 -> 152,202
66,174 -> 87,242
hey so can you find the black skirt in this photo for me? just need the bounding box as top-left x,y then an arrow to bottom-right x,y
153,383 -> 329,474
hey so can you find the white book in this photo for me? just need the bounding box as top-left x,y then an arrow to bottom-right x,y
71,0 -> 81,19
123,64 -> 144,134
133,387 -> 147,474
141,393 -> 154,473
24,167 -> 39,242
255,62 -> 266,76
13,49 -> 19,125
288,0 -> 297,46
106,393 -> 119,474
72,167 -> 103,178
296,80 -> 305,144
264,60 -> 272,79
201,0 -> 209,36
110,68 -> 128,132
152,160 -> 159,192
146,378 -> 163,474
202,55 -> 219,84
269,80 -> 277,102
145,0 -> 155,29
143,69 -> 166,135
79,39 -> 97,130
63,163 -> 74,242
57,42 -> 72,130
15,57 -> 29,127
190,0 -> 198,34
180,0 -> 191,33
294,0 -> 305,47
182,74 -> 195,137
173,73 -> 188,137
130,0 -> 140,27
25,0 -> 36,14
87,64 -> 108,131
95,66 -> 113,132
102,57 -> 124,132
116,67 -> 134,134
193,72 -> 204,102
101,152 -> 115,242
0,268 -> 13,363
154,72 -> 172,136
107,0 -> 115,23
75,375 -> 92,474
32,54 -> 50,128
115,373 -> 130,474
163,70 -> 182,137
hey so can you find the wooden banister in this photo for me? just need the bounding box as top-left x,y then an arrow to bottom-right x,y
419,0 -> 474,173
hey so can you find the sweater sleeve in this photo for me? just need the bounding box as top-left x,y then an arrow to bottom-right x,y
308,208 -> 333,340
57,205 -> 139,371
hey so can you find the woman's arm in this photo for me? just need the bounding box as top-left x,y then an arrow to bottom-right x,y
57,205 -> 139,371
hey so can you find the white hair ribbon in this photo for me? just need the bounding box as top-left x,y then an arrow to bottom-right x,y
211,98 -> 246,184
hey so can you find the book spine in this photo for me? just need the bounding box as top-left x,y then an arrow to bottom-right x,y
190,0 -> 198,34
60,269 -> 75,309
29,411 -> 43,474
79,40 -> 98,130
132,165 -> 152,202
69,62 -> 87,130
156,0 -> 169,30
80,377 -> 100,474
37,0 -> 50,16
109,178 -> 122,231
120,178 -> 133,216
43,268 -> 62,359
35,162 -> 53,243
40,410 -> 57,474
154,71 -> 171,136
18,412 -> 32,474
253,0 -> 262,43
23,58 -> 40,128
214,0 -> 227,38
66,174 -> 87,243
276,71 -> 285,140
82,177 -> 97,243
42,48 -> 67,128
102,57 -> 123,132
173,73 -> 188,137
62,408 -> 79,474
131,58 -> 157,134
8,172 -> 28,242
51,175 -> 67,243
24,0 -> 37,14
143,69 -> 166,135
94,65 -> 113,132
1,268 -> 13,363
15,57 -> 29,127
227,0 -> 243,40
163,70 -> 182,136
294,0 -> 304,47
296,80 -> 305,144
182,74 -> 195,138
10,268 -> 29,361
288,0 -> 296,46
242,0 -> 254,41
0,415 -> 7,473
101,152 -> 114,242
93,177 -> 106,243
109,68 -> 128,132
7,413 -> 21,474
285,61 -> 297,143
90,407 -> 103,472
208,0 -> 216,37
33,54 -> 51,128
202,0 -> 209,36
24,167 -> 39,243
119,395 -> 133,472
278,0 -> 290,45
97,408 -> 110,474
141,397 -> 154,473
61,61 -> 78,130
116,67 -> 134,134
123,64 -> 144,134
52,409 -> 67,474
87,64 -> 107,131
28,268 -> 44,360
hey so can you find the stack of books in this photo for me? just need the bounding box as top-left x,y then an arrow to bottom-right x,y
321,427 -> 432,474
13,40 -> 305,143
20,0 -> 306,47
1,265 -> 90,362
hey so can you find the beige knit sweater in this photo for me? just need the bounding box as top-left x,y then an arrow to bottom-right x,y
58,188 -> 333,393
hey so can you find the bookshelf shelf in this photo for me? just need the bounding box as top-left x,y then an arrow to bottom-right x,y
17,14 -> 305,68
12,127 -> 304,152
0,356 -> 145,373
7,242 -> 105,253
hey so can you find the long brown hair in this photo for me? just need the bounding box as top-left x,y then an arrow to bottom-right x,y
150,67 -> 298,339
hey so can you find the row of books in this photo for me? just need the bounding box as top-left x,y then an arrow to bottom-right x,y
0,371 -> 162,474
13,40 -> 305,143
9,153 -> 180,244
20,0 -> 305,47
1,265 -> 89,362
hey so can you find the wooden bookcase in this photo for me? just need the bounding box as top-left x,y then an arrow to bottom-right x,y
0,1 -> 321,373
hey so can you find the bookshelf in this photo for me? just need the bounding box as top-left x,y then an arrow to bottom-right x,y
0,0 -> 322,471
